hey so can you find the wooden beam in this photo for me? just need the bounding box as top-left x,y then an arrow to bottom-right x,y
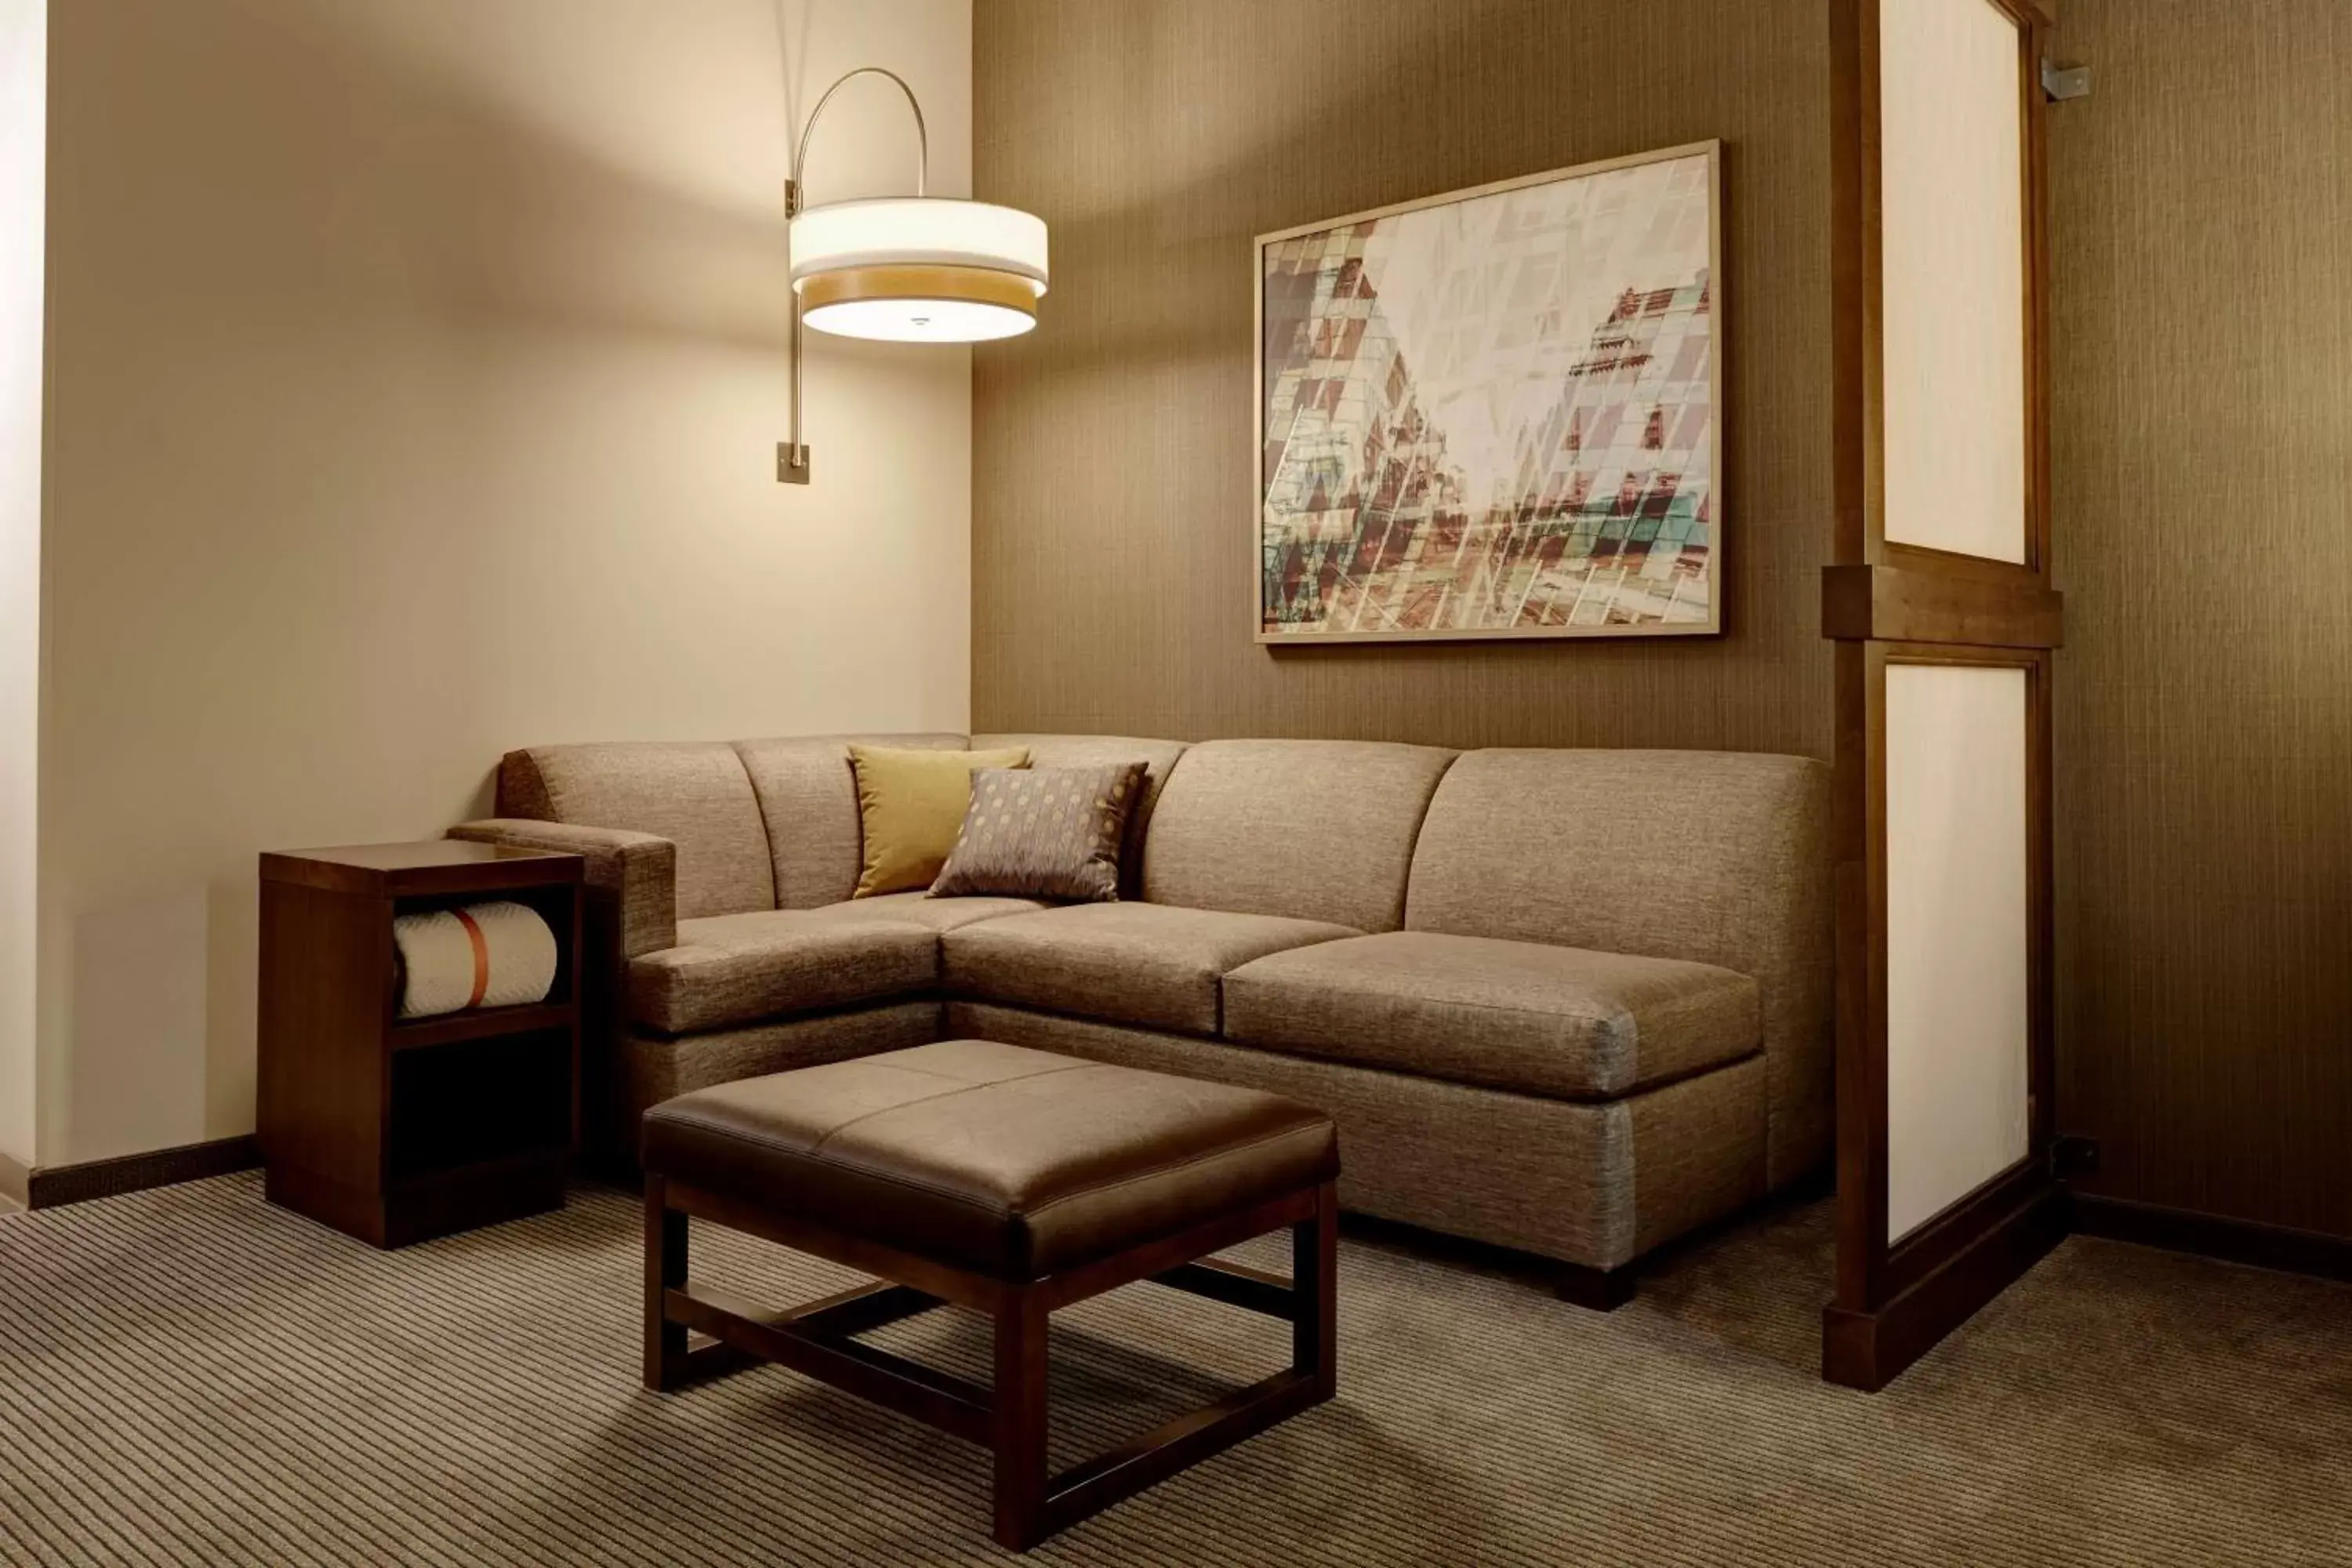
1822,563 -> 2064,648
1043,1370 -> 1322,1538
1149,1258 -> 1295,1319
784,1281 -> 947,1340
666,1283 -> 994,1445
1036,1186 -> 1316,1312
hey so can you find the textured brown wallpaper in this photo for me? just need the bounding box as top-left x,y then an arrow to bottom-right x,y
971,0 -> 1835,756
975,0 -> 2352,1244
2050,0 -> 2352,1238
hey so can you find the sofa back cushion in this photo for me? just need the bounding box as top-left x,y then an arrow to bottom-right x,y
730,734 -> 970,908
496,742 -> 776,920
971,734 -> 1189,897
1405,749 -> 1834,1181
1141,740 -> 1457,931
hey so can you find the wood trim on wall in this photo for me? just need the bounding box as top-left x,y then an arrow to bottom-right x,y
2072,1195 -> 2352,1287
0,1149 -> 27,1210
1826,0 -> 1876,566
1820,564 -> 2064,648
23,1134 -> 262,1210
1820,0 -> 2063,1392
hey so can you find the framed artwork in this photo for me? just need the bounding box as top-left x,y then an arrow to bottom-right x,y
1254,140 -> 1722,643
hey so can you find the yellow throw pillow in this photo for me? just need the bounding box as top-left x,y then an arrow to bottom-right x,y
848,743 -> 1031,898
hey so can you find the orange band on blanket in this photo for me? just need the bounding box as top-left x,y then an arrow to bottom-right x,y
452,907 -> 490,1010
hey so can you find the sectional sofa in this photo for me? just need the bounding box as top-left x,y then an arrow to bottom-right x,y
448,732 -> 1831,1305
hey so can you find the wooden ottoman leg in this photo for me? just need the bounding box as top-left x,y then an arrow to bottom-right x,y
644,1175 -> 688,1392
991,1286 -> 1051,1552
1294,1180 -> 1338,1397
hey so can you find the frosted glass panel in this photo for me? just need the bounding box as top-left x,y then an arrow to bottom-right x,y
1879,0 -> 2027,564
1885,662 -> 2030,1241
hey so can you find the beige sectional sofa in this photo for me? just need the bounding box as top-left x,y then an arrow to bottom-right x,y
450,731 -> 1831,1305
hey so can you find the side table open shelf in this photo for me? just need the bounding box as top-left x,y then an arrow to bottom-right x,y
258,840 -> 585,1247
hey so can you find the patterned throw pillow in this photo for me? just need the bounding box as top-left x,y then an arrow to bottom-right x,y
930,762 -> 1150,902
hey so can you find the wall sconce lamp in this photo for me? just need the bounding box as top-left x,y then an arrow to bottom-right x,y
779,67 -> 1049,484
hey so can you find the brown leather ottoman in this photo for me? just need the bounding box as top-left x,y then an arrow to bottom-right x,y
639,1039 -> 1341,1551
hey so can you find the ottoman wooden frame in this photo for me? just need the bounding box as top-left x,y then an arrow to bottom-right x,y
644,1171 -> 1339,1551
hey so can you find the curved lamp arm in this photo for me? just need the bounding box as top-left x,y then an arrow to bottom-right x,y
788,66 -> 927,214
782,67 -> 931,483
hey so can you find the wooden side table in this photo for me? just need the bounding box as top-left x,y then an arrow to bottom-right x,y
258,840 -> 584,1247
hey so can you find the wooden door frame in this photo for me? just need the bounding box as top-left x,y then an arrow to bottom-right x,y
1820,0 -> 2067,1392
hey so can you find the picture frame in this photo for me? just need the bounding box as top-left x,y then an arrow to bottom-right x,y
1254,140 -> 1723,644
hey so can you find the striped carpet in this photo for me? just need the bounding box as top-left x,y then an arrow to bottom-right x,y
1,1175 -> 2346,1566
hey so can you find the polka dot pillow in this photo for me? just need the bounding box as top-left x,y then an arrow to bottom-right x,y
928,762 -> 1150,902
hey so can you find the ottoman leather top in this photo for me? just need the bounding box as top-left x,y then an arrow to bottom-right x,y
641,1040 -> 1338,1279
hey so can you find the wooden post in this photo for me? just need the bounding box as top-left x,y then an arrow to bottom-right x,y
644,1176 -> 688,1392
1820,0 -> 2067,1392
990,1287 -> 1051,1552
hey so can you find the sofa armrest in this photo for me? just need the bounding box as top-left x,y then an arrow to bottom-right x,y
447,818 -> 677,958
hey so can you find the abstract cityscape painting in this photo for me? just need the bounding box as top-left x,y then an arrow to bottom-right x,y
1255,143 -> 1720,642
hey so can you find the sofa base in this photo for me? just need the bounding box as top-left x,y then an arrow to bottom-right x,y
946,1001 -> 1769,1276
615,997 -> 1776,1281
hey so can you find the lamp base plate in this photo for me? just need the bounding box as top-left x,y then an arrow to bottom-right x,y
777,443 -> 811,485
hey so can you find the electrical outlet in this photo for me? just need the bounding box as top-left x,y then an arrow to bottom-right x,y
2053,1134 -> 2101,1179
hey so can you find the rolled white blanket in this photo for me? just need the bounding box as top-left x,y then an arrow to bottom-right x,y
392,900 -> 559,1019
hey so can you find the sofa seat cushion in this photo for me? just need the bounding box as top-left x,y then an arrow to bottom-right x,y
1221,931 -> 1761,1099
942,902 -> 1360,1036
800,892 -> 1048,933
628,911 -> 938,1035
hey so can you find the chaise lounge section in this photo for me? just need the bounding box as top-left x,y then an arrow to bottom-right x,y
451,731 -> 1831,1303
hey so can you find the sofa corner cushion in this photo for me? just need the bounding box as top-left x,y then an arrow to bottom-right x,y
627,910 -> 938,1035
1140,739 -> 1457,931
731,733 -> 972,910
1221,931 -> 1760,1099
510,740 -> 776,920
941,902 -> 1359,1036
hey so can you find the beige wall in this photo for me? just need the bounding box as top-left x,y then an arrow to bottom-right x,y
0,0 -> 43,1180
2051,0 -> 2352,1239
35,0 -> 973,1165
970,0 -> 1835,755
